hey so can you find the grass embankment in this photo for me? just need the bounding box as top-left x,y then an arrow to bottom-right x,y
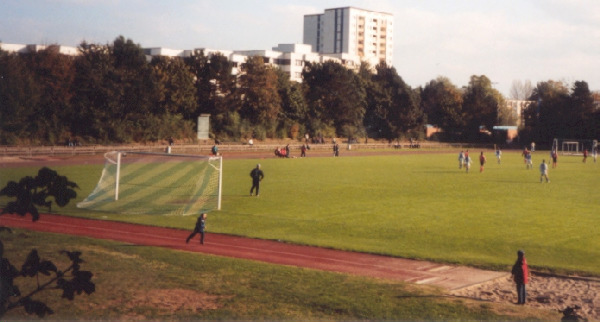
1,229 -> 558,321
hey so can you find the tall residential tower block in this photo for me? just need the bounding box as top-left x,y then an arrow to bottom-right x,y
303,7 -> 394,67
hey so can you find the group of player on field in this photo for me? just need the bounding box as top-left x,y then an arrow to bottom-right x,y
458,150 -> 489,173
459,143 -> 597,182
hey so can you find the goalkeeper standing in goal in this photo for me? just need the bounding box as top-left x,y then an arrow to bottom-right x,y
186,213 -> 207,244
250,164 -> 264,196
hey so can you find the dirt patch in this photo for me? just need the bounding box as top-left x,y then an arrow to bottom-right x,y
128,289 -> 231,312
451,273 -> 600,321
77,245 -> 141,260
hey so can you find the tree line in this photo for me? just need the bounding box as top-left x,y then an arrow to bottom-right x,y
1,36 -> 598,146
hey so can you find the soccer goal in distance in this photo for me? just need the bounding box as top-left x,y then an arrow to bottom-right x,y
77,151 -> 222,216
553,138 -> 598,156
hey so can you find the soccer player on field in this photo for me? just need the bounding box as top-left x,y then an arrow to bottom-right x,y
479,151 -> 486,172
539,159 -> 550,183
551,149 -> 558,168
458,151 -> 465,169
250,164 -> 264,196
464,155 -> 472,173
495,148 -> 502,164
525,151 -> 533,169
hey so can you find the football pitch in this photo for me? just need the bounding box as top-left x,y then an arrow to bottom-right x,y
1,150 -> 598,276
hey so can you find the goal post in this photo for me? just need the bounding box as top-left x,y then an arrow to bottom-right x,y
562,141 -> 580,155
554,138 -> 597,156
77,151 -> 222,215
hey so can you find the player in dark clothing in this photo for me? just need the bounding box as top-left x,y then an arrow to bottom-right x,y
186,213 -> 207,244
250,164 -> 264,196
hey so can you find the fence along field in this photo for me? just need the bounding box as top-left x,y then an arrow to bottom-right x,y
1,150 -> 598,277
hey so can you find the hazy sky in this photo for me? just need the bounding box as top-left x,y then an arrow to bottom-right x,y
1,0 -> 599,96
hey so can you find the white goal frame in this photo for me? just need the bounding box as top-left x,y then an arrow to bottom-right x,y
113,151 -> 223,210
561,141 -> 580,155
554,138 -> 598,156
77,151 -> 223,215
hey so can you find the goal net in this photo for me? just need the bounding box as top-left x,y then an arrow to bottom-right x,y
553,138 -> 597,156
77,151 -> 222,215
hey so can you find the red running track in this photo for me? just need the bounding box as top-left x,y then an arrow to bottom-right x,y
0,213 -> 507,290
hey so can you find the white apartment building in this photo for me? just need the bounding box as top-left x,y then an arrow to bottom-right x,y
143,44 -> 325,82
0,43 -> 79,56
234,44 -> 341,82
303,7 -> 394,68
143,47 -> 192,58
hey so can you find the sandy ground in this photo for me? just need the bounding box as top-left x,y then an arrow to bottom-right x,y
451,273 -> 599,321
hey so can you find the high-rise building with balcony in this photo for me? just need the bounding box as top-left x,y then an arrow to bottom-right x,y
303,7 -> 393,68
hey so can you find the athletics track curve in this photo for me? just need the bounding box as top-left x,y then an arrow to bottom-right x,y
0,213 -> 507,291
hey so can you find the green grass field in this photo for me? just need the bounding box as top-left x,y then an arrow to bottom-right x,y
1,150 -> 599,276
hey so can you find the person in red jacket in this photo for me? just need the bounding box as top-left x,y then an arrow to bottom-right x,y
511,250 -> 529,305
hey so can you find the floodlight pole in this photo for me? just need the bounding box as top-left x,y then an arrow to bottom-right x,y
115,152 -> 121,201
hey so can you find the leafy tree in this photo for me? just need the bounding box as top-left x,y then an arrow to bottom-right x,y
238,56 -> 282,137
361,63 -> 393,140
462,75 -> 505,141
568,81 -> 596,139
421,77 -> 465,141
0,168 -> 94,318
72,37 -> 157,143
71,42 -> 117,142
150,56 -> 197,117
521,80 -> 570,144
592,91 -> 600,139
275,68 -> 307,139
526,80 -> 596,142
108,36 -> 156,142
377,63 -> 423,139
302,61 -> 366,137
0,51 -> 41,144
147,56 -> 198,141
22,46 -> 76,144
185,50 -> 239,138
